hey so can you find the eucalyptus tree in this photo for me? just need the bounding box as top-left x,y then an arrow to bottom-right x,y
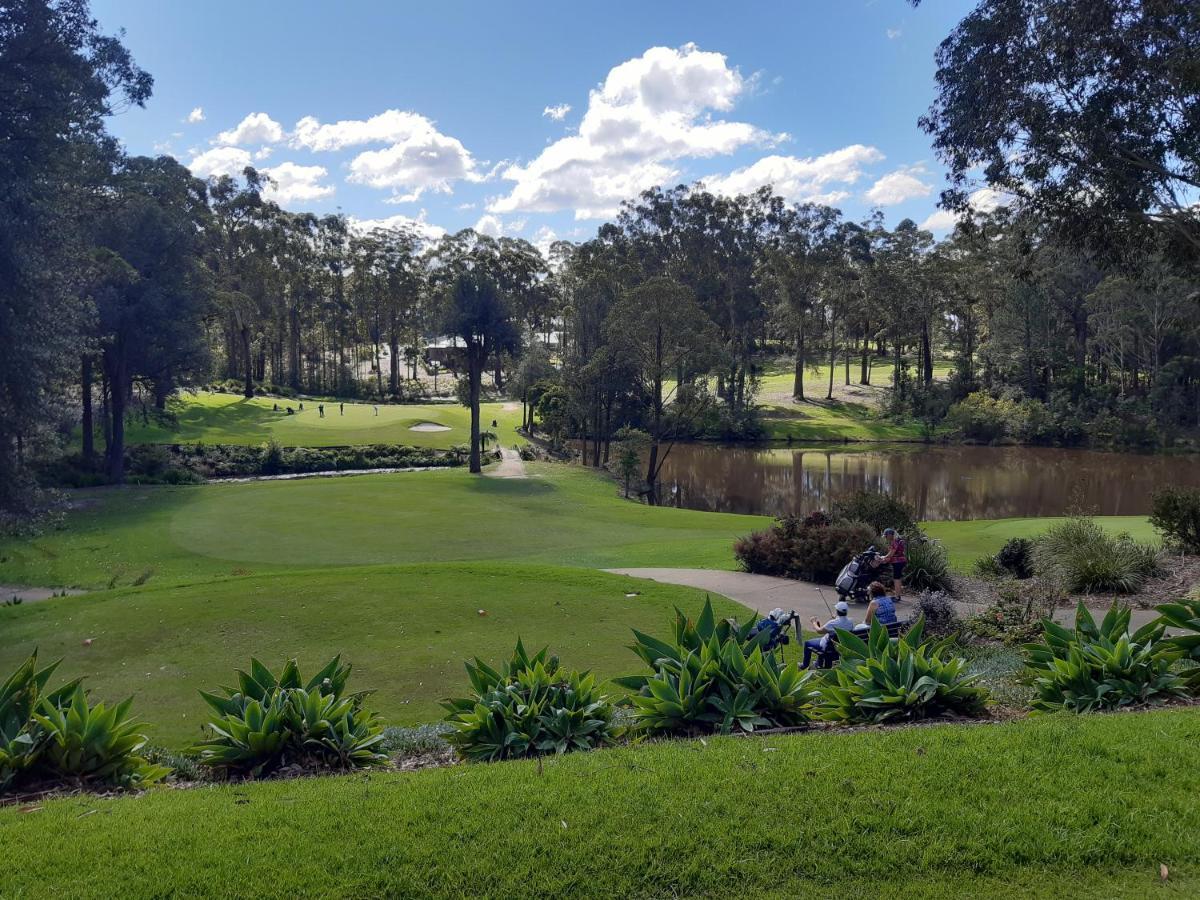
605,276 -> 718,500
0,0 -> 150,513
755,203 -> 843,400
88,156 -> 213,481
920,0 -> 1200,259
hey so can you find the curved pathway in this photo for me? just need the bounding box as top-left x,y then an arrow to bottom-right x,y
604,567 -> 1166,630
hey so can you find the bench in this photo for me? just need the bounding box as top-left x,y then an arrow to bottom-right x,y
812,619 -> 909,669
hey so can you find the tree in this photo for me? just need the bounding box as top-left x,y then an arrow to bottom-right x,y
920,0 -> 1200,257
0,0 -> 150,515
88,156 -> 212,482
605,276 -> 717,500
439,272 -> 520,473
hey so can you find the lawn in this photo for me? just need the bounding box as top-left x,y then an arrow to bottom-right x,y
759,398 -> 929,441
0,466 -> 1156,589
0,563 -> 736,746
3,708 -> 1198,898
924,516 -> 1157,571
117,390 -> 526,449
0,465 -> 768,589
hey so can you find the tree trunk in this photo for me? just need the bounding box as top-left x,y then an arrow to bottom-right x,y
921,321 -> 933,387
241,324 -> 254,398
81,356 -> 94,462
860,324 -> 870,385
154,371 -> 172,410
826,318 -> 836,401
106,355 -> 127,484
468,347 -> 483,474
792,320 -> 805,401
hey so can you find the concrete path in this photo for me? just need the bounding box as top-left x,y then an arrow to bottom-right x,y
0,585 -> 86,605
485,447 -> 527,479
604,567 -> 1167,630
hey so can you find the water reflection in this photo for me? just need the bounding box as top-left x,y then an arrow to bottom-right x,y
654,444 -> 1200,520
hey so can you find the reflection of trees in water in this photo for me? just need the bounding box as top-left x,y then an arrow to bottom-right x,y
657,445 -> 1200,520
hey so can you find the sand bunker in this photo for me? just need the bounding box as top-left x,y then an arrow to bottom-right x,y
409,421 -> 452,432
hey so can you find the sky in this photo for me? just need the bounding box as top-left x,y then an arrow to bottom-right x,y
92,0 -> 980,249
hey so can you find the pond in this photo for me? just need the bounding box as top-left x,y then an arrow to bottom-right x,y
652,443 -> 1200,520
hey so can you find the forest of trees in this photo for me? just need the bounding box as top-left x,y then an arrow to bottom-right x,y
2,0 -> 1198,521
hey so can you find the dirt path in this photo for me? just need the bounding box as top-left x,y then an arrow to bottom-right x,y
604,567 -> 1167,630
485,447 -> 527,479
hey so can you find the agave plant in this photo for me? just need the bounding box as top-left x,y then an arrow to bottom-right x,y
0,652 -> 80,792
193,656 -> 386,776
32,685 -> 168,787
1157,598 -> 1200,693
443,640 -> 616,762
1022,603 -> 1187,713
811,617 -> 989,724
615,599 -> 813,736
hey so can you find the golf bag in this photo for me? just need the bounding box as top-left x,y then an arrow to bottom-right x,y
835,546 -> 880,604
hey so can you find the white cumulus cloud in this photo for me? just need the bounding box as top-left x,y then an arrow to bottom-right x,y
262,162 -> 334,206
702,145 -> 884,205
920,187 -> 1009,232
490,43 -> 783,220
347,211 -> 447,244
186,106 -> 205,124
543,103 -> 572,121
187,146 -> 252,179
887,28 -> 903,40
215,112 -> 285,147
865,164 -> 933,206
292,109 -> 479,202
473,214 -> 526,238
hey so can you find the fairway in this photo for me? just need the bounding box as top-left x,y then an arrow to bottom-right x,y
119,391 -> 526,449
0,465 -> 768,589
923,516 -> 1158,571
0,563 -> 737,746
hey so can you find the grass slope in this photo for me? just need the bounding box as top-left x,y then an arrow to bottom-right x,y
0,564 -> 734,746
924,516 -> 1157,571
3,709 -> 1198,898
0,466 -> 766,589
119,391 -> 525,449
759,398 -> 929,441
0,466 -> 1156,589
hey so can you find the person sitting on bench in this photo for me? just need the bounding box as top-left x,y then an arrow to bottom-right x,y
858,581 -> 898,633
801,600 -> 858,668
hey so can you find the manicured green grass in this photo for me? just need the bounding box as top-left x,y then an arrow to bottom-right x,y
119,390 -> 525,449
0,465 -> 767,589
0,563 -> 737,747
3,708 -> 1198,898
759,398 -> 929,441
924,516 -> 1156,571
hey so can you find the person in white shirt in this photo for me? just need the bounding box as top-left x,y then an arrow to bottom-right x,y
801,601 -> 858,668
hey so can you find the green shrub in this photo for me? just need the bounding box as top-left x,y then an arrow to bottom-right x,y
33,685 -> 168,787
615,599 -> 812,735
0,652 -> 80,792
1150,487 -> 1200,553
1157,598 -> 1200,693
260,438 -> 284,475
442,641 -> 616,761
998,538 -> 1035,579
1022,603 -> 1186,713
830,490 -> 918,535
811,617 -> 990,724
1033,517 -> 1160,594
734,516 -> 876,582
194,656 -> 386,776
903,537 -> 950,591
962,584 -> 1058,645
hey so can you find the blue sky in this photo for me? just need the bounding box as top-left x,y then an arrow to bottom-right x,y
93,0 -> 977,247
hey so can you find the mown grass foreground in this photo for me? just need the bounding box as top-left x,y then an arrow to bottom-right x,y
3,708 -> 1197,899
0,564 -> 736,745
119,390 -> 525,449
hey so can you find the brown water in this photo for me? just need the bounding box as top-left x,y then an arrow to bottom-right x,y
653,444 -> 1200,520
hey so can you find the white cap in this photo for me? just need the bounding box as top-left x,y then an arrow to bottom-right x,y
769,607 -> 785,621
835,601 -> 849,614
